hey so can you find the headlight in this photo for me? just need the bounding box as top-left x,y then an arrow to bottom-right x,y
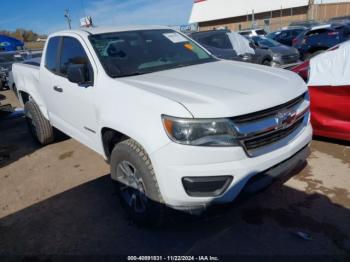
241,54 -> 251,61
162,115 -> 239,147
273,53 -> 281,59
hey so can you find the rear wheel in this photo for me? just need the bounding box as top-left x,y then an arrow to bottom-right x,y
262,59 -> 272,66
111,139 -> 165,226
303,50 -> 325,61
24,100 -> 55,145
309,50 -> 325,59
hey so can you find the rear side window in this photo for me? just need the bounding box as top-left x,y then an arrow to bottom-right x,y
201,33 -> 232,49
59,37 -> 91,77
239,31 -> 251,36
306,29 -> 329,37
292,29 -> 304,37
276,31 -> 289,40
256,29 -> 267,35
342,26 -> 350,36
45,37 -> 60,72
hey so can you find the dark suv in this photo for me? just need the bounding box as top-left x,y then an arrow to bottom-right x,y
267,28 -> 305,46
293,24 -> 350,60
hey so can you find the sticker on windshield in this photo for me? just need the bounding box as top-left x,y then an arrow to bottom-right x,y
163,33 -> 188,43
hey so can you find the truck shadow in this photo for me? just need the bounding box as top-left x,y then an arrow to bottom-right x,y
0,113 -> 39,168
0,166 -> 349,256
0,113 -> 69,168
313,135 -> 350,147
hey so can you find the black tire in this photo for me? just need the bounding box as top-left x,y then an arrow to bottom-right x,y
24,100 -> 55,145
111,139 -> 165,226
262,59 -> 272,66
302,52 -> 310,61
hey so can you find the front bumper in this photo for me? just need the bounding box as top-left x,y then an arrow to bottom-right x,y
150,122 -> 312,211
272,56 -> 300,67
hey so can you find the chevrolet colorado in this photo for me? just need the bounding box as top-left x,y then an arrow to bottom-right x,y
12,26 -> 312,224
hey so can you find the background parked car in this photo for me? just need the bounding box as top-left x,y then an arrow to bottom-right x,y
249,36 -> 300,66
0,52 -> 25,90
267,28 -> 305,46
289,20 -> 322,29
0,51 -> 41,90
329,16 -> 350,24
238,28 -> 267,37
190,30 -> 243,61
0,35 -> 24,52
291,40 -> 350,142
293,24 -> 350,60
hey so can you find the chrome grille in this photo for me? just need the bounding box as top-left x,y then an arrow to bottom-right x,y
243,118 -> 304,151
232,93 -> 309,157
232,94 -> 304,123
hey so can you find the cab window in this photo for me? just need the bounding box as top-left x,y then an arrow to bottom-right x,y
45,36 -> 60,73
59,37 -> 92,81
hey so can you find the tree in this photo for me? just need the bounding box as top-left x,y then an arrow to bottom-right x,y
0,28 -> 44,42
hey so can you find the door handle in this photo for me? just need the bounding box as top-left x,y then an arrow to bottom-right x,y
53,86 -> 63,93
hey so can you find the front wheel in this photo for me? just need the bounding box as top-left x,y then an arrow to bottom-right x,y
111,139 -> 165,226
262,59 -> 272,66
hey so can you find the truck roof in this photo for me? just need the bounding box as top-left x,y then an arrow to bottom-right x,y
54,25 -> 170,36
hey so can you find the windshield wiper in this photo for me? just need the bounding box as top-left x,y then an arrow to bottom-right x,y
115,71 -> 148,78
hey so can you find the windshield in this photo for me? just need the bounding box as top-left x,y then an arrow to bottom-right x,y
89,29 -> 215,77
267,32 -> 279,39
252,36 -> 281,48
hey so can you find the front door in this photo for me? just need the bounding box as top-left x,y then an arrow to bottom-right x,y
42,36 -> 99,150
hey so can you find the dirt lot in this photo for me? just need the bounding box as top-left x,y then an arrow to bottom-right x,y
0,90 -> 349,257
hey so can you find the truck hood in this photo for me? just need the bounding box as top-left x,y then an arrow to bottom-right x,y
120,60 -> 306,118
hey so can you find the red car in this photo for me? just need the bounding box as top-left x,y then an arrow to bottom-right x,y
291,41 -> 350,141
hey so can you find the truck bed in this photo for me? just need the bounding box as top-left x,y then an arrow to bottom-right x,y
12,61 -> 41,106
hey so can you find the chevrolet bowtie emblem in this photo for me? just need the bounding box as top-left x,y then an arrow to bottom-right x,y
276,110 -> 297,129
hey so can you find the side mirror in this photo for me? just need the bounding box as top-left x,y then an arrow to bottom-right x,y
67,64 -> 89,85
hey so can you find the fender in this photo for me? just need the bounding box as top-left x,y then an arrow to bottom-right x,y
12,63 -> 50,119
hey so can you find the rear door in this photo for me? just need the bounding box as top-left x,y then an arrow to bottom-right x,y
42,35 -> 99,149
306,29 -> 341,49
274,31 -> 289,45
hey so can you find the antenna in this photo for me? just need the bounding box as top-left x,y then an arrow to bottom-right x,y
64,9 -> 72,30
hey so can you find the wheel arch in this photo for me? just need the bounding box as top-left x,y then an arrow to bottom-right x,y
261,55 -> 272,64
308,46 -> 328,54
18,90 -> 50,119
101,127 -> 130,162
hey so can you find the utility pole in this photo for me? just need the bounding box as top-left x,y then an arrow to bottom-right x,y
280,5 -> 283,29
308,0 -> 317,20
64,9 -> 72,30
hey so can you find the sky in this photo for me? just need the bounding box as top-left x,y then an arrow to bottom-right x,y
0,0 -> 194,34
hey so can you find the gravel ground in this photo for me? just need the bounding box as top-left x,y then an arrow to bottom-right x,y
0,90 -> 349,258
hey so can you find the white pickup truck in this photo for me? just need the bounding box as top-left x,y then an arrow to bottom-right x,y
12,26 -> 312,224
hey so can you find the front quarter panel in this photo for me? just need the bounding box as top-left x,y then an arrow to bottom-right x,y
96,76 -> 193,157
